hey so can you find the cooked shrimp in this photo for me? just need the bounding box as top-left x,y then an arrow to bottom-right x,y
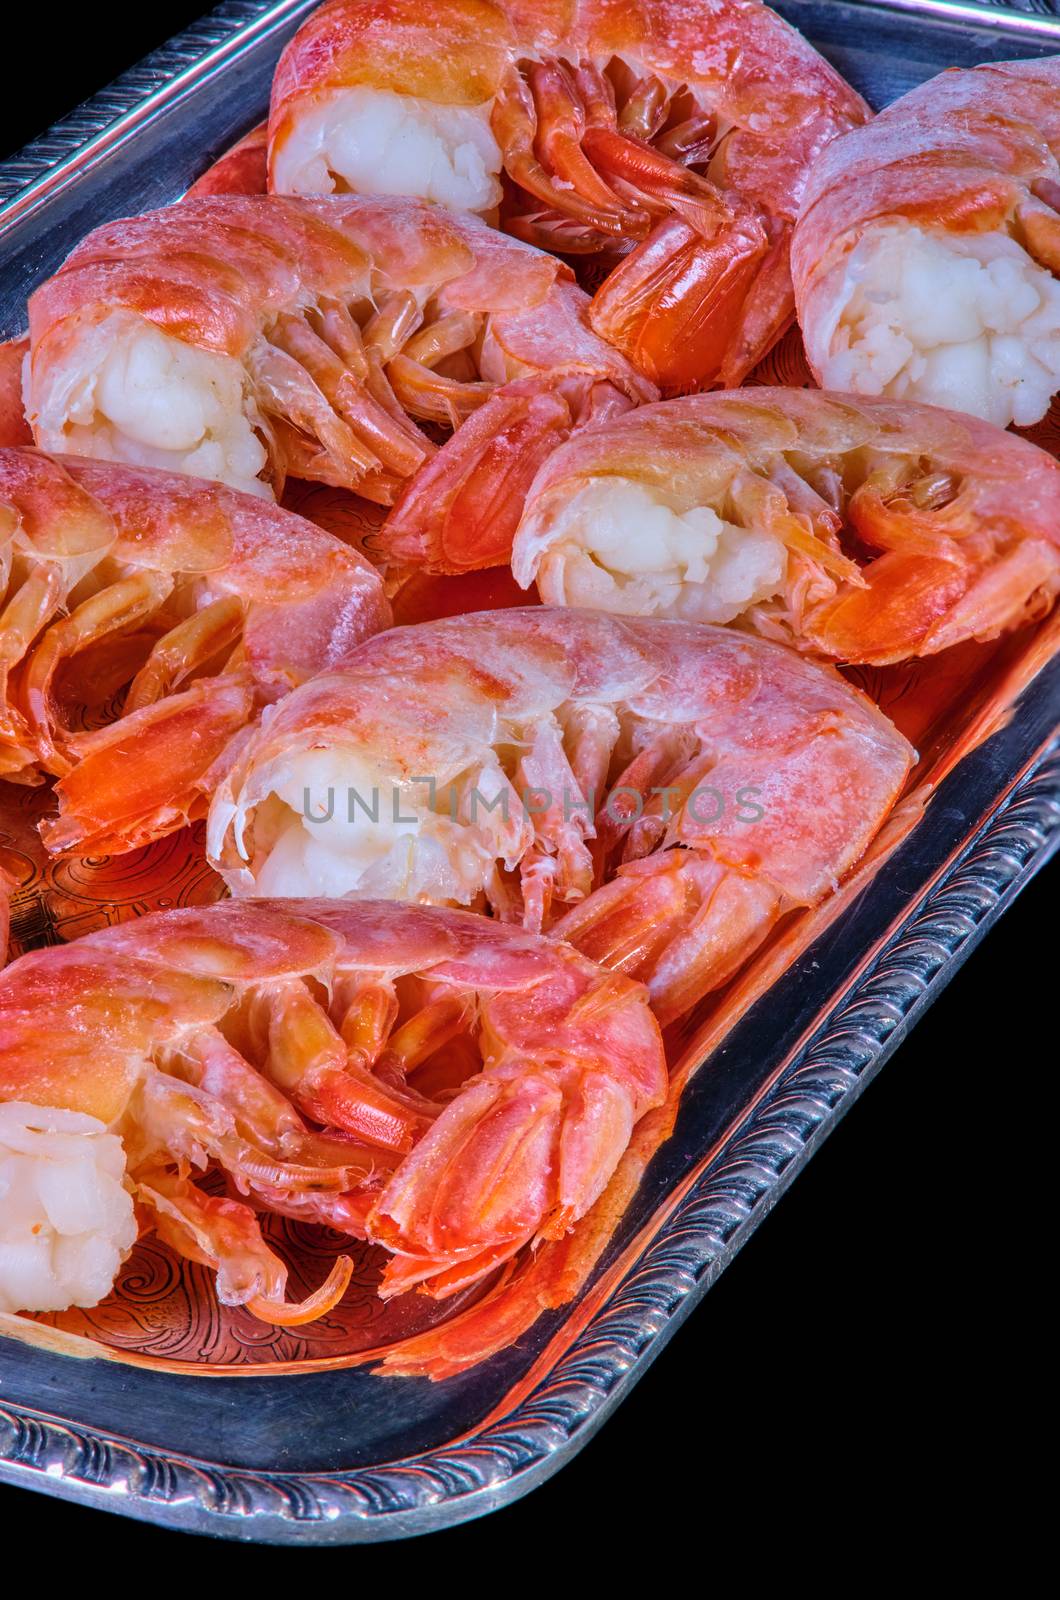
25,194 -> 652,568
793,57 -> 1060,429
267,0 -> 868,391
207,608 -> 913,1024
511,389 -> 1060,663
0,447 -> 389,852
0,898 -> 664,1337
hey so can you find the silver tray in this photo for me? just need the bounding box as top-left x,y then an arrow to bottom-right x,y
1,0 -> 1058,1543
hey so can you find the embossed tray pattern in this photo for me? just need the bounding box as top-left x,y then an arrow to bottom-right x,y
0,0 -> 1058,1542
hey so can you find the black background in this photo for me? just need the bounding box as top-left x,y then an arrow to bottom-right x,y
0,4 -> 1052,1563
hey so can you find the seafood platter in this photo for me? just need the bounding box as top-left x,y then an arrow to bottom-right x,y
0,0 -> 1058,1542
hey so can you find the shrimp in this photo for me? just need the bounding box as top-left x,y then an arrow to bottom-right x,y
25,193 -> 652,566
0,898 -> 664,1347
267,0 -> 868,391
510,389 -> 1060,663
792,57 -> 1060,429
207,608 -> 913,1024
0,447 -> 389,852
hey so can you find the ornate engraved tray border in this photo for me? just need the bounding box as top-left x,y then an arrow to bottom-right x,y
1,0 -> 1059,1543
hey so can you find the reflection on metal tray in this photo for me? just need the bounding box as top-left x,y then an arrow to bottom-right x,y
1,0 -> 1059,1543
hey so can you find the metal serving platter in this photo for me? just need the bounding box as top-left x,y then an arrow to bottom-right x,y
1,0 -> 1058,1543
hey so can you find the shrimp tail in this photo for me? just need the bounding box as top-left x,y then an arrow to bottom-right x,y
367,1060 -> 645,1292
375,1057 -> 685,1379
40,674 -> 256,855
379,377 -> 588,572
587,211 -> 773,394
803,487 -> 1060,663
552,850 -> 785,1027
372,1250 -> 574,1379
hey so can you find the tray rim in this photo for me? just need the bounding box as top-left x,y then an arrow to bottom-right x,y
1,0 -> 1059,1544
